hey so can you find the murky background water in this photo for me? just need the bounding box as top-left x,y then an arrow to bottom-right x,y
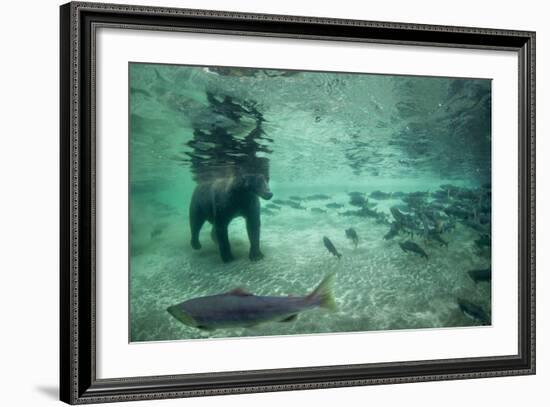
129,63 -> 491,342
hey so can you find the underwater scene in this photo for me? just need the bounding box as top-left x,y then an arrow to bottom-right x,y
129,63 -> 492,342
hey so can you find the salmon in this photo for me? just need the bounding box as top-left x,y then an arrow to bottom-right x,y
167,273 -> 336,330
323,236 -> 342,259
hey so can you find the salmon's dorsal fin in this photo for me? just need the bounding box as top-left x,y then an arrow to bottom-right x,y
226,288 -> 253,296
280,314 -> 298,323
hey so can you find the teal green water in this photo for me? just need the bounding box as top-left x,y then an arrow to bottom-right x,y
129,63 -> 491,342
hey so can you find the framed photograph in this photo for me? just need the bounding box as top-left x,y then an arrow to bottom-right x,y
60,1 -> 535,404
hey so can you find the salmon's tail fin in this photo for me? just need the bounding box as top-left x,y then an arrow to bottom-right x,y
307,273 -> 337,311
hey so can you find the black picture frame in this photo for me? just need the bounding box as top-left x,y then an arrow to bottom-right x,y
60,1 -> 536,404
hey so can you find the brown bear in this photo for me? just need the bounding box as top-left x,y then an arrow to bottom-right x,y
189,173 -> 273,263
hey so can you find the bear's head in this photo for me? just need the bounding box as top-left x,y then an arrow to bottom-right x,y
242,174 -> 273,200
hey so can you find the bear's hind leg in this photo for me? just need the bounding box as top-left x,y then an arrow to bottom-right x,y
190,211 -> 205,250
210,226 -> 218,245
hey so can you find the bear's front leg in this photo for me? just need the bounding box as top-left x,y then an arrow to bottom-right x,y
215,222 -> 234,263
246,211 -> 264,261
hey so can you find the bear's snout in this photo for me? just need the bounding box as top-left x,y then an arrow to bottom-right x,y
242,173 -> 273,200
261,190 -> 273,200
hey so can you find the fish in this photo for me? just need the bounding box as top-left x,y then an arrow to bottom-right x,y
357,206 -> 380,219
150,222 -> 168,239
440,184 -> 460,198
390,207 -> 417,235
428,229 -> 448,247
461,219 -> 488,233
345,228 -> 359,248
323,236 -> 342,259
419,212 -> 430,242
349,194 -> 367,207
130,87 -> 152,98
261,208 -> 275,216
443,205 -> 470,220
457,298 -> 490,325
273,199 -> 304,209
440,219 -> 456,234
390,206 -> 407,224
167,273 -> 337,330
475,234 -> 491,249
384,222 -> 400,240
369,190 -> 392,200
288,202 -> 306,210
339,210 -> 358,217
326,203 -> 344,209
408,191 -> 429,199
398,240 -> 428,259
304,194 -> 331,201
431,190 -> 448,200
392,191 -> 406,199
310,207 -> 327,214
467,268 -> 491,284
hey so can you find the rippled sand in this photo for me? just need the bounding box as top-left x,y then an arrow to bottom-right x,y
130,191 -> 491,342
